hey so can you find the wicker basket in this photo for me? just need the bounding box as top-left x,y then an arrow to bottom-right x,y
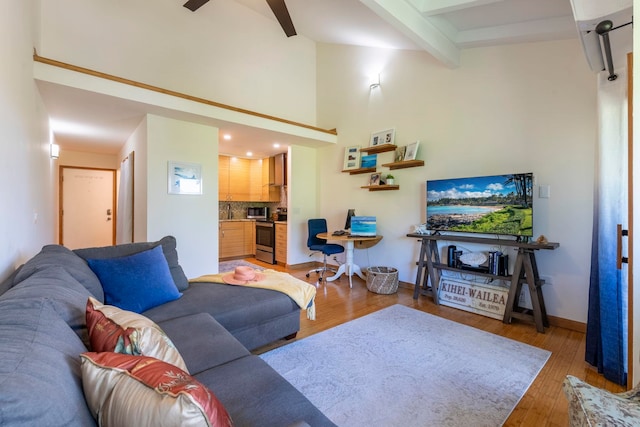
366,267 -> 399,294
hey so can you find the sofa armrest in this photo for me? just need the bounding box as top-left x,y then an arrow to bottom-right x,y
563,375 -> 640,427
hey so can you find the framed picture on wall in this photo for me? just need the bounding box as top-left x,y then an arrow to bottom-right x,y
168,161 -> 202,195
360,154 -> 377,169
404,141 -> 420,161
369,172 -> 381,186
370,128 -> 395,147
343,145 -> 361,170
395,146 -> 406,162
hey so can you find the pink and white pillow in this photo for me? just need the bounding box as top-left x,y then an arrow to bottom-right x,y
80,352 -> 233,427
85,297 -> 188,372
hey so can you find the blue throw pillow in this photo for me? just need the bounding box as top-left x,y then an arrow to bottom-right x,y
87,245 -> 181,313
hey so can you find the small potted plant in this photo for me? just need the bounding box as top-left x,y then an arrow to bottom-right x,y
385,174 -> 395,185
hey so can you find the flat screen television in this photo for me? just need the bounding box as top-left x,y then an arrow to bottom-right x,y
426,173 -> 533,238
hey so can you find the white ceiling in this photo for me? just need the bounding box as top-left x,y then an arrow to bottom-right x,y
40,0 -> 625,158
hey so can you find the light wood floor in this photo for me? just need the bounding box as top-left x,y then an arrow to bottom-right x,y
246,258 -> 625,426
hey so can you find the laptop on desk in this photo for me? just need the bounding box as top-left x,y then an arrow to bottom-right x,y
349,216 -> 376,237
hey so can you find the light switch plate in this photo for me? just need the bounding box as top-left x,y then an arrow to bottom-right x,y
539,185 -> 551,198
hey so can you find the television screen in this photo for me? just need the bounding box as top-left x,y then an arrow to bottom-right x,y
426,173 -> 533,237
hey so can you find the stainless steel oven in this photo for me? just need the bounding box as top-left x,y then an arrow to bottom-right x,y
255,220 -> 276,264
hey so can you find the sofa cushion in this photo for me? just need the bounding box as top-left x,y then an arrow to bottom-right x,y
0,265 -> 93,343
157,313 -> 250,375
86,297 -> 188,372
0,264 -> 22,296
13,244 -> 104,301
74,235 -> 189,291
144,282 -> 298,331
0,298 -> 96,426
80,352 -> 233,427
195,355 -> 337,427
86,245 -> 182,313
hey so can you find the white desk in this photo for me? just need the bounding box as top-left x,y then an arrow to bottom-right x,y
316,233 -> 383,288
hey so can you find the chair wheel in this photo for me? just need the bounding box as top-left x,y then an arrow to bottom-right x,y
306,273 -> 310,278
319,277 -> 323,282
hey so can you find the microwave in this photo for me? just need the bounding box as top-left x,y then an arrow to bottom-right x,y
247,206 -> 269,219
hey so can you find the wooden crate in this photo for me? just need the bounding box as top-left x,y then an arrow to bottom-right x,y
438,276 -> 510,320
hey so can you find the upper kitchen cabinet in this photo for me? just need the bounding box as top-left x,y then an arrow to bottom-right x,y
249,160 -> 263,201
219,155 -> 280,202
219,155 -> 251,201
262,157 -> 280,202
273,153 -> 287,187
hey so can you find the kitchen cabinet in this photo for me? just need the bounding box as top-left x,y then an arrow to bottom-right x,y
219,220 -> 255,259
249,160 -> 263,201
219,155 -> 251,201
228,157 -> 251,200
275,222 -> 287,264
261,157 -> 280,202
219,156 -> 278,202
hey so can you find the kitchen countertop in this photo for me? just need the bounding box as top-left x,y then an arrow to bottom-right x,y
219,219 -> 287,223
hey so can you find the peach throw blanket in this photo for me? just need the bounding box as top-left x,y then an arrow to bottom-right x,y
190,269 -> 316,320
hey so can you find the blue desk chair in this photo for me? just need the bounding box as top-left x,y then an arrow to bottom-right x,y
306,218 -> 344,282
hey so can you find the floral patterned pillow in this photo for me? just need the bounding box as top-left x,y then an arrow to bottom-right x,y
80,352 -> 233,427
85,297 -> 188,372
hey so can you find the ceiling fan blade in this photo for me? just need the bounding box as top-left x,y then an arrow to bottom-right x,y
265,0 -> 297,37
183,0 -> 210,12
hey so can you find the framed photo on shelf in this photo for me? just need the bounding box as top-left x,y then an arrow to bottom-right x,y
360,154 -> 377,169
343,145 -> 361,170
369,172 -> 381,186
168,161 -> 202,195
404,141 -> 420,161
395,146 -> 406,162
370,128 -> 395,147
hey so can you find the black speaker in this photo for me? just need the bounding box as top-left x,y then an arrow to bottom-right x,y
447,245 -> 457,267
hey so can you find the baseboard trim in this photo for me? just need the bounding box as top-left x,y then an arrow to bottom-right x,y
547,315 -> 586,333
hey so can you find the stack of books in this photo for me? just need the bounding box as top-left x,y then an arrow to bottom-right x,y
488,251 -> 509,276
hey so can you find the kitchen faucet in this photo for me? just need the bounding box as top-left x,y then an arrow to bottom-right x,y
227,203 -> 232,219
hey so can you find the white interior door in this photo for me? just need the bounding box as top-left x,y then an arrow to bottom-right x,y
61,167 -> 116,249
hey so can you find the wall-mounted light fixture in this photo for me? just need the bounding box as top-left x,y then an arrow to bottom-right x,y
50,144 -> 60,159
369,73 -> 380,89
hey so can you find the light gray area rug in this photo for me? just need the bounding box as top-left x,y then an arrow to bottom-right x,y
260,304 -> 551,427
218,260 -> 264,272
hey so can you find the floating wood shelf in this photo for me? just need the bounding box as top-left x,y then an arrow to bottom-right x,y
360,144 -> 396,154
360,184 -> 400,191
381,159 -> 425,170
342,167 -> 376,175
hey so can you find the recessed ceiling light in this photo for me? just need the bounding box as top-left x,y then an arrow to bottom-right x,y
273,143 -> 280,148
223,134 -> 232,140
246,151 -> 253,157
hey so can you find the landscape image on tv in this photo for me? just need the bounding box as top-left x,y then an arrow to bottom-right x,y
426,173 -> 533,237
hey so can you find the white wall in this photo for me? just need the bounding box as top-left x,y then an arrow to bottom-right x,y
0,0 -> 55,281
119,117 -> 149,242
145,115 -> 219,279
38,0 -> 317,125
287,145 -> 320,265
316,40 -> 598,323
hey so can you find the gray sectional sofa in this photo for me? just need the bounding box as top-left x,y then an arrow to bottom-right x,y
0,236 -> 335,427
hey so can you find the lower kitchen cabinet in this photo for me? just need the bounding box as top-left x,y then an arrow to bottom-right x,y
275,222 -> 287,264
219,221 -> 255,259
